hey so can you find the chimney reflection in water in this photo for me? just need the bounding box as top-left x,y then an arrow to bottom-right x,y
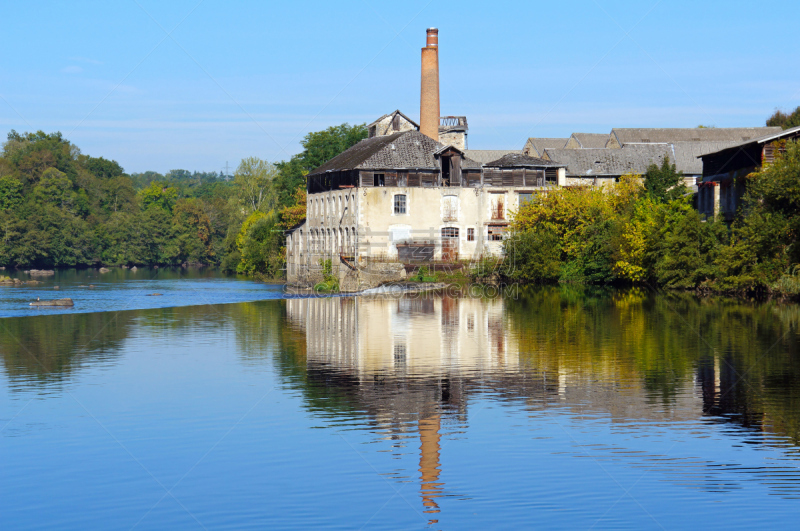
285,294 -> 517,519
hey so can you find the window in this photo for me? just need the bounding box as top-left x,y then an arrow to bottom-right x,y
518,192 -> 533,206
488,224 -> 507,241
441,227 -> 459,239
467,228 -> 475,241
374,173 -> 385,187
394,194 -> 406,214
545,168 -> 558,184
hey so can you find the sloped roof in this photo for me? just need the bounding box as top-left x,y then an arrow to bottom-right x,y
545,144 -> 673,176
611,127 -> 781,145
570,133 -> 610,148
669,141 -> 740,174
699,124 -> 800,156
484,152 -> 564,168
464,149 -> 521,164
367,109 -> 419,129
308,131 -> 481,176
524,138 -> 568,156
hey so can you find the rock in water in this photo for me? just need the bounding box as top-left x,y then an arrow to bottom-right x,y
99,267 -> 111,273
146,293 -> 163,296
30,298 -> 74,307
27,269 -> 55,276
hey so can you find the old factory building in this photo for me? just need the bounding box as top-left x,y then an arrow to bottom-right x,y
286,28 -> 565,289
286,27 -> 794,290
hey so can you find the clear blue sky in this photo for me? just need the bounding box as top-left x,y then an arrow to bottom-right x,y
1,0 -> 799,174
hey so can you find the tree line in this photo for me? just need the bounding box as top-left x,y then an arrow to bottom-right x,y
0,124 -> 366,272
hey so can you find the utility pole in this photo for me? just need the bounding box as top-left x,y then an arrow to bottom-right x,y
224,161 -> 231,181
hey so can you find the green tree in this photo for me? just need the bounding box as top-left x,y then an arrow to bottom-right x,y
767,106 -> 800,130
274,123 -> 367,207
234,157 -> 277,213
644,156 -> 686,203
0,176 -> 24,210
139,181 -> 178,212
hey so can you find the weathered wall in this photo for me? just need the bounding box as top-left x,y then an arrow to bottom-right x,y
439,130 -> 467,150
369,114 -> 418,137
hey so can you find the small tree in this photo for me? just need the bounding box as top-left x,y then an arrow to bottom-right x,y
644,156 -> 686,203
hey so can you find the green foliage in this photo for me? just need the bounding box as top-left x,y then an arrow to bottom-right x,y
139,181 -> 178,212
650,204 -> 727,288
0,130 -> 234,268
504,226 -> 562,283
234,157 -> 278,213
644,156 -> 686,203
275,123 -> 367,206
0,176 -> 24,209
767,106 -> 800,130
314,258 -> 339,292
238,213 -> 284,278
410,265 -> 437,282
504,140 -> 800,297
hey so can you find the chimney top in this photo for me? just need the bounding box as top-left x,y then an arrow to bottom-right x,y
425,28 -> 438,47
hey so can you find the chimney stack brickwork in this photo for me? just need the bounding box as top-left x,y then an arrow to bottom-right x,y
420,28 -> 440,142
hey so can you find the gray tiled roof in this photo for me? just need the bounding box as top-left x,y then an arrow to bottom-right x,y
545,144 -> 673,177
570,133 -> 610,148
464,149 -> 521,163
698,124 -> 800,157
524,138 -> 568,156
308,131 -> 481,176
611,127 -> 781,145
484,152 -> 564,168
669,141 -> 740,174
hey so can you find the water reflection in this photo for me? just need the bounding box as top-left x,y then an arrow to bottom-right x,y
285,295 -> 521,521
284,290 -> 800,507
2,288 -> 800,527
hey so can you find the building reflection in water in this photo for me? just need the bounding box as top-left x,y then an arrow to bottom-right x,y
286,294 -> 519,520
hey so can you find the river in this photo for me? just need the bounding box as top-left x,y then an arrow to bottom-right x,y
1,276 -> 799,529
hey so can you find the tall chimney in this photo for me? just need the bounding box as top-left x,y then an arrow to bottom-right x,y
420,28 -> 440,142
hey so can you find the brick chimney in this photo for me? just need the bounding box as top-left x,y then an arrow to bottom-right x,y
420,28 -> 440,142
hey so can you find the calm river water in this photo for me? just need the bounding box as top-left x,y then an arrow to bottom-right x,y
1,280 -> 799,529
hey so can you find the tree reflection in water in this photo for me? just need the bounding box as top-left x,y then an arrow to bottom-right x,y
3,286 -> 800,516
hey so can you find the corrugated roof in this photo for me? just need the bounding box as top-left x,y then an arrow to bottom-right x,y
570,133 -> 610,148
464,149 -> 521,163
484,152 -> 564,168
545,144 -> 672,176
308,130 -> 481,176
611,127 -> 781,145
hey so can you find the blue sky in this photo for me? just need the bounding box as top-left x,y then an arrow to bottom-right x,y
1,0 -> 799,174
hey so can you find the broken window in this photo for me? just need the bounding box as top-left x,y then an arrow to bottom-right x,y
467,228 -> 475,241
490,193 -> 505,220
394,194 -> 406,214
441,227 -> 459,239
442,195 -> 458,221
545,168 -> 558,184
374,173 -> 385,187
488,224 -> 507,241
